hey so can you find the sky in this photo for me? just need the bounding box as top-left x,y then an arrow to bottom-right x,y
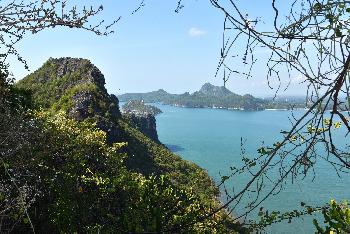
9,0 -> 307,97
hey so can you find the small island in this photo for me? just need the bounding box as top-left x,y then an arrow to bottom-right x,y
121,100 -> 162,116
121,100 -> 162,143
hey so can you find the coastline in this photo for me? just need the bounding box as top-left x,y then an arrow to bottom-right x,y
126,101 -> 305,112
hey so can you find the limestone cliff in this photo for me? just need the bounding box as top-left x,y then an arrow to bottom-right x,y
125,114 -> 159,142
16,57 -> 123,143
121,100 -> 161,142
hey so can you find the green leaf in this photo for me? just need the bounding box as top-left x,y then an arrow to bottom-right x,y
23,218 -> 29,224
221,175 -> 230,183
314,3 -> 322,11
326,14 -> 334,24
257,147 -> 268,155
335,28 -> 342,37
313,219 -> 324,232
249,161 -> 256,167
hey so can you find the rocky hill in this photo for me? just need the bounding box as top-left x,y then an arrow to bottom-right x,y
7,57 -> 241,232
119,89 -> 176,103
121,100 -> 162,142
15,58 -> 218,197
198,82 -> 233,97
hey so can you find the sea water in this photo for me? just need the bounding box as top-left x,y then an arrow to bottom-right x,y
153,103 -> 350,234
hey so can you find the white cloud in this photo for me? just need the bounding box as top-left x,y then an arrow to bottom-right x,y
188,27 -> 207,37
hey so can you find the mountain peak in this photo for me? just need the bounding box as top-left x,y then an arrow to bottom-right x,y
16,57 -> 120,122
156,89 -> 168,94
43,57 -> 106,89
199,82 -> 232,97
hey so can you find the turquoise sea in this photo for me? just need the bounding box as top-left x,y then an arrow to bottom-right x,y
152,103 -> 350,234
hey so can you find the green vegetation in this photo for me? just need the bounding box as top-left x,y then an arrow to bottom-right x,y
118,83 -> 309,110
121,100 -> 162,142
314,200 -> 350,234
1,109 -> 231,232
118,119 -> 218,199
1,0 -> 350,232
122,100 -> 162,116
119,88 -> 175,103
16,58 -> 119,119
1,58 -> 240,233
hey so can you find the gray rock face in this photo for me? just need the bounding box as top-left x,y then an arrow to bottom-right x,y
126,114 -> 159,143
20,57 -> 162,145
32,57 -> 122,143
69,91 -> 94,120
121,101 -> 160,143
52,58 -> 159,144
51,57 -> 107,91
199,82 -> 233,97
53,58 -> 122,143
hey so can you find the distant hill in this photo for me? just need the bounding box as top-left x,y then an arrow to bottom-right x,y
198,82 -> 233,97
118,89 -> 176,103
122,100 -> 162,116
119,83 -> 307,110
121,100 -> 162,142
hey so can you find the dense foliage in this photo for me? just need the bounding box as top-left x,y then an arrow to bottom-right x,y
314,200 -> 350,234
16,58 -> 218,198
1,108 -> 232,232
15,58 -> 120,118
0,58 -> 240,233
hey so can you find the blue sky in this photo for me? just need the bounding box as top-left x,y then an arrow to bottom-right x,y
10,0 -> 306,97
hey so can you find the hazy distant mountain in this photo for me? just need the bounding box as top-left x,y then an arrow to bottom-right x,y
118,83 -> 272,110
118,89 -> 176,103
197,82 -> 233,97
118,83 -> 313,110
122,100 -> 162,116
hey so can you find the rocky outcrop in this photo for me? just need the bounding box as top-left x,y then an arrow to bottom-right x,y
17,57 -> 161,144
17,57 -> 122,143
54,58 -> 122,143
125,114 -> 159,143
53,57 -> 107,90
121,100 -> 161,142
198,82 -> 233,97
